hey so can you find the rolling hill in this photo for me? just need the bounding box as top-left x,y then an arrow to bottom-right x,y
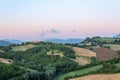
45,38 -> 84,44
81,37 -> 115,46
0,39 -> 23,46
113,33 -> 120,38
0,37 -> 120,80
0,40 -> 11,46
3,39 -> 23,44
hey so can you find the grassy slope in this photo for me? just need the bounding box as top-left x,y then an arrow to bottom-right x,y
104,44 -> 120,51
53,65 -> 102,80
12,44 -> 36,51
53,63 -> 120,80
93,37 -> 115,43
47,49 -> 64,57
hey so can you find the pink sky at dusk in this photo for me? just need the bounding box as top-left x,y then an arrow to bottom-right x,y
0,0 -> 120,40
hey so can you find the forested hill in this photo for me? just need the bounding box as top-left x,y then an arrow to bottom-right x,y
0,41 -> 78,80
81,37 -> 120,46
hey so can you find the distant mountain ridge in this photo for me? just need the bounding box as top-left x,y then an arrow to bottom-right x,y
45,38 -> 84,44
0,39 -> 23,46
0,40 -> 11,46
3,39 -> 23,44
113,33 -> 120,38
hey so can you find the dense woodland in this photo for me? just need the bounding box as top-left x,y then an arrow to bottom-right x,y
0,42 -> 78,80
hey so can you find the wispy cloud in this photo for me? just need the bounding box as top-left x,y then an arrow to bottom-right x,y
40,31 -> 45,37
50,28 -> 59,34
40,29 -> 59,37
72,30 -> 77,33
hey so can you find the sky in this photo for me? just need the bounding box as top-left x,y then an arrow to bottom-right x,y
0,0 -> 120,40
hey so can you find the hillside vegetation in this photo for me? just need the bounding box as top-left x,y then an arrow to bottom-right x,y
63,37 -> 120,80
81,37 -> 116,46
104,44 -> 120,51
12,44 -> 36,51
0,42 -> 77,80
0,37 -> 120,80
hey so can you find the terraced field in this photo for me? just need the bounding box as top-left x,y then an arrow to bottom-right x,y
12,44 -> 36,51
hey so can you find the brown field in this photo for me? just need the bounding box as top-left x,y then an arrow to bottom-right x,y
93,47 -> 119,61
72,47 -> 96,65
70,73 -> 120,80
72,47 -> 96,57
73,57 -> 90,65
0,58 -> 13,64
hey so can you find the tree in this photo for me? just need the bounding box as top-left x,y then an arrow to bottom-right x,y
90,57 -> 97,64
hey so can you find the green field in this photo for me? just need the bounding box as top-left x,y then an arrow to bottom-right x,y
12,44 -> 36,51
53,65 -> 102,80
104,44 -> 120,51
46,50 -> 64,57
93,37 -> 115,43
54,62 -> 120,80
